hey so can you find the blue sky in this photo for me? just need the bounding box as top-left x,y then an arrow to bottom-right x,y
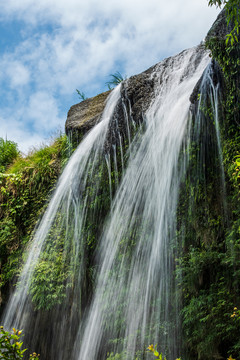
0,0 -> 220,153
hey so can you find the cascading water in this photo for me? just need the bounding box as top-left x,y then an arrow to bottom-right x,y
1,86 -> 122,360
192,60 -> 227,218
1,43 -> 221,360
75,45 -> 211,360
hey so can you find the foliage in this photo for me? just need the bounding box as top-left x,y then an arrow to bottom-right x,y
106,72 -> 126,90
231,306 -> 240,320
232,156 -> 240,199
206,12 -> 240,198
176,23 -> 240,359
106,351 -> 128,360
0,326 -> 40,360
147,344 -> 237,360
27,209 -> 75,310
181,276 -> 240,358
208,0 -> 240,45
0,138 -> 19,173
147,344 -> 168,360
0,135 -> 71,303
106,349 -> 143,360
29,254 -> 69,310
76,89 -> 88,101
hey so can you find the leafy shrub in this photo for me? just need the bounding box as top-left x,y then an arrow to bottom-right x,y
29,253 -> 69,310
0,138 -> 19,173
0,135 -> 71,302
0,326 -> 39,360
147,344 -> 168,360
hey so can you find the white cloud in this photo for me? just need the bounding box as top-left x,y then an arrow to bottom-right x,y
0,0 -> 220,151
0,115 -> 48,155
26,91 -> 63,131
4,61 -> 31,88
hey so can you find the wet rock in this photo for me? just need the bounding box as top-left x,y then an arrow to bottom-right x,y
190,10 -> 229,106
205,9 -> 229,43
189,60 -> 223,105
121,72 -> 154,121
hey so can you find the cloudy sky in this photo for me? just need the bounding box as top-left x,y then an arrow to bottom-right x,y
0,0 -> 220,153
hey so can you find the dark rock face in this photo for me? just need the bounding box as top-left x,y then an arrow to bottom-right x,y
65,91 -> 110,141
190,10 -> 228,106
205,9 -> 228,43
103,72 -> 155,153
189,59 -> 223,105
121,72 -> 154,121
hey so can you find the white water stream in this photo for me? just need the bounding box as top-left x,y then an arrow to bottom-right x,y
195,62 -> 227,217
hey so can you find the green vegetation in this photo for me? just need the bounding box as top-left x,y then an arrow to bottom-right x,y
0,326 -> 39,360
0,135 -> 71,307
76,89 -> 88,101
208,0 -> 240,44
76,71 -> 126,101
147,344 -> 237,360
106,71 -> 126,90
28,240 -> 70,310
175,14 -> 240,359
106,351 -> 144,360
147,344 -> 168,360
0,138 -> 19,173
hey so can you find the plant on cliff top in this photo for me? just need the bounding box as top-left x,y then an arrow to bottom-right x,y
76,89 -> 88,101
106,71 -> 126,90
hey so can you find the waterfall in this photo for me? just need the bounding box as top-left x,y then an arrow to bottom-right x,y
1,44 -> 215,360
2,85 -> 122,360
75,45 -> 211,360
